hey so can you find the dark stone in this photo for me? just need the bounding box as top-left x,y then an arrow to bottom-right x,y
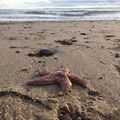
115,53 -> 120,58
28,53 -> 35,57
98,77 -> 103,80
15,50 -> 20,53
80,33 -> 87,35
88,90 -> 100,97
24,27 -> 27,29
21,68 -> 28,71
25,37 -> 28,39
38,61 -> 42,63
72,37 -> 76,39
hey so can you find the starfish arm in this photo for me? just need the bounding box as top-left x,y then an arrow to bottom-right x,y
67,74 -> 87,88
26,75 -> 55,86
38,70 -> 51,77
55,72 -> 72,95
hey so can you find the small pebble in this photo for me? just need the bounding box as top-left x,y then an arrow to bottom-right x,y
80,33 -> 87,35
72,37 -> 76,39
21,68 -> 28,71
25,37 -> 28,39
86,46 -> 90,48
115,53 -> 120,58
28,53 -> 35,57
54,57 -> 58,59
38,61 -> 42,63
16,50 -> 20,53
98,77 -> 103,80
24,27 -> 27,29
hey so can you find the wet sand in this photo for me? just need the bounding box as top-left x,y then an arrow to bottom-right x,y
0,21 -> 120,119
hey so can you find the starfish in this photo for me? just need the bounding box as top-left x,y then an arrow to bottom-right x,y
26,67 -> 87,96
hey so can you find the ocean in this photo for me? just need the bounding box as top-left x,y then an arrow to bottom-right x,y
0,1 -> 120,21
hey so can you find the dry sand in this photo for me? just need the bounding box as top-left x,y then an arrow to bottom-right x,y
0,21 -> 120,119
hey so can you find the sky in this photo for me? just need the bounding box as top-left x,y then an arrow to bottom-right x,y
0,0 -> 120,9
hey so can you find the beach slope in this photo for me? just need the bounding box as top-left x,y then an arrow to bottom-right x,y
0,21 -> 120,119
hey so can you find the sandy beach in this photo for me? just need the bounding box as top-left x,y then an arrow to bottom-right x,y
0,21 -> 120,119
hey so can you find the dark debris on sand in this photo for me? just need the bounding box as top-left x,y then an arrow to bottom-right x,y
55,38 -> 77,45
114,53 -> 120,58
80,33 -> 87,35
88,90 -> 101,97
28,48 -> 59,57
105,35 -> 115,38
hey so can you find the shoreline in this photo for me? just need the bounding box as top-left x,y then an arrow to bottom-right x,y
0,19 -> 120,22
0,20 -> 120,119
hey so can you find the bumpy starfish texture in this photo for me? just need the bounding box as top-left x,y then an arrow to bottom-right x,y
26,67 -> 87,96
